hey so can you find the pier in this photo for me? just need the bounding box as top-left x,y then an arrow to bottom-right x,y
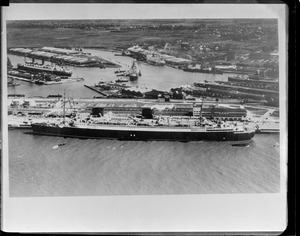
7,96 -> 279,133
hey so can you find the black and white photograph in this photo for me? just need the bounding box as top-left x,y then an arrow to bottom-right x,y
1,2 -> 288,233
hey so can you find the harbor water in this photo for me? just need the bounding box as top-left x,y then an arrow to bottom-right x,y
7,49 -> 280,197
9,130 -> 280,197
7,48 -> 230,98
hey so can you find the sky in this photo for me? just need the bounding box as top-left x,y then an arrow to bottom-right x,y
4,3 -> 286,20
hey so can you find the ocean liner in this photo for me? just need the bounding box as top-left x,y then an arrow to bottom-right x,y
146,55 -> 165,66
17,62 -> 72,76
228,75 -> 279,85
31,114 -> 255,141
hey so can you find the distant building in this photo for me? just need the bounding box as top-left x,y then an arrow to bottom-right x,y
192,103 -> 247,120
193,103 -> 202,116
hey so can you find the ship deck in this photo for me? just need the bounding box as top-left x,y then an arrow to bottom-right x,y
67,123 -> 246,133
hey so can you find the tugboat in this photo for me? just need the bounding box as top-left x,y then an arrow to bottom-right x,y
114,69 -> 126,74
35,79 -> 46,85
115,77 -> 129,83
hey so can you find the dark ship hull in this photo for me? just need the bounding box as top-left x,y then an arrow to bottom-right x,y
228,76 -> 278,85
31,124 -> 255,142
129,74 -> 139,81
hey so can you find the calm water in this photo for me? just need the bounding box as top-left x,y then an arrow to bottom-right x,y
7,49 -> 280,197
9,130 -> 280,197
8,49 -> 231,98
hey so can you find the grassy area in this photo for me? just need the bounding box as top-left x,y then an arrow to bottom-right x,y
7,19 -> 278,70
7,28 -> 215,48
7,19 -> 277,48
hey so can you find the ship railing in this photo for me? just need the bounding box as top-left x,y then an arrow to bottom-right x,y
75,122 -> 195,129
74,122 -> 246,132
191,127 -> 235,132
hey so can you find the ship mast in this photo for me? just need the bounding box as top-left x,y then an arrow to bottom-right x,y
199,98 -> 203,118
63,89 -> 66,124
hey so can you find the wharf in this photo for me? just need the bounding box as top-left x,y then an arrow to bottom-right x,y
8,47 -> 120,68
7,96 -> 280,109
8,75 -> 33,83
7,96 -> 280,134
9,75 -> 84,85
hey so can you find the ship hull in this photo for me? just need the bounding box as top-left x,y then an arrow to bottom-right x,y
228,76 -> 278,85
129,75 -> 138,81
147,59 -> 165,66
17,64 -> 72,76
183,68 -> 223,74
147,61 -> 165,66
31,124 -> 255,141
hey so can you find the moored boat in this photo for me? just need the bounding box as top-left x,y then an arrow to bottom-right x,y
17,62 -> 72,76
128,59 -> 140,81
114,69 -> 126,74
7,78 -> 20,87
35,80 -> 46,85
129,73 -> 139,81
228,75 -> 279,85
115,77 -> 129,83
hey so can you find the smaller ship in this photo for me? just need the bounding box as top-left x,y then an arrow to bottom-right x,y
128,59 -> 140,81
228,75 -> 279,85
35,80 -> 46,85
115,77 -> 129,83
17,62 -> 72,77
116,72 -> 129,77
231,143 -> 250,147
114,69 -> 126,74
7,78 -> 20,87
